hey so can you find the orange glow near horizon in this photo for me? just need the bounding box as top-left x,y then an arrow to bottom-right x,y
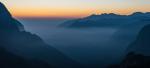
9,7 -> 95,18
2,0 -> 150,18
10,8 -> 150,18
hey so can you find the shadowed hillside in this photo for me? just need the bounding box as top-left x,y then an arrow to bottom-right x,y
127,24 -> 150,55
0,2 -> 83,68
108,24 -> 150,68
0,47 -> 53,68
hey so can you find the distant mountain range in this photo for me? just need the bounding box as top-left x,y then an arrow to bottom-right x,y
1,1 -> 150,68
0,2 -> 83,68
60,12 -> 150,28
108,12 -> 150,54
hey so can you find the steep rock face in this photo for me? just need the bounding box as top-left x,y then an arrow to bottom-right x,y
0,2 -> 24,32
0,2 -> 83,68
127,24 -> 150,55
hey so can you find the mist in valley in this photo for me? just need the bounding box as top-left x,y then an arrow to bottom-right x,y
18,18 -> 142,67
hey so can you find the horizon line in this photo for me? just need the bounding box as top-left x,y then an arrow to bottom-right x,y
14,11 -> 150,19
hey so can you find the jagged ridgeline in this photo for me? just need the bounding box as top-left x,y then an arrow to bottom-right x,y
0,2 -> 84,68
60,12 -> 150,28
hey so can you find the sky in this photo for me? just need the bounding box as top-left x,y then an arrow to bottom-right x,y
1,0 -> 150,18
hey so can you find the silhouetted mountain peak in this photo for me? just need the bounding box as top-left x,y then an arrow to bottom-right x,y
0,2 -> 11,18
101,13 -> 118,16
0,2 -> 83,68
0,2 -> 24,32
88,14 -> 98,18
131,12 -> 144,15
88,13 -> 119,18
89,12 -> 150,18
130,12 -> 150,18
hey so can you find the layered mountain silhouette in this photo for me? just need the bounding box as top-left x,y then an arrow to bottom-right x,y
107,21 -> 150,68
111,12 -> 150,41
106,12 -> 150,59
60,12 -> 150,28
127,24 -> 150,56
0,2 -> 83,68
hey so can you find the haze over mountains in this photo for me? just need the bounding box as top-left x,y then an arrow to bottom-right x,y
0,1 -> 150,68
58,11 -> 150,68
18,12 -> 150,68
0,2 -> 83,68
108,24 -> 150,68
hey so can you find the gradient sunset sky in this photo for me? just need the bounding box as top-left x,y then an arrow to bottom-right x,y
1,0 -> 150,18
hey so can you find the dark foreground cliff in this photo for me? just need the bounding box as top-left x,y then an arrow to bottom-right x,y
0,2 -> 83,68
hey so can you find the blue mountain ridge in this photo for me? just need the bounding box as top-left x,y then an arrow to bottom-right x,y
60,12 -> 150,28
